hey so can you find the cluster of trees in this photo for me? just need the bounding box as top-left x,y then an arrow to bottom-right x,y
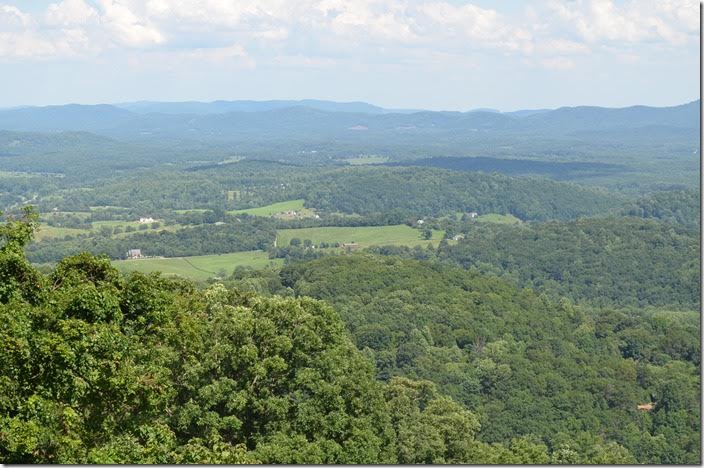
26,217 -> 277,263
303,167 -> 623,221
258,255 -> 700,463
27,162 -> 625,224
621,190 -> 700,230
437,216 -> 699,309
0,211 -> 647,464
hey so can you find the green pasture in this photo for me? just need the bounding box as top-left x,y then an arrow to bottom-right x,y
229,199 -> 312,217
476,213 -> 522,224
113,250 -> 282,281
276,224 -> 444,248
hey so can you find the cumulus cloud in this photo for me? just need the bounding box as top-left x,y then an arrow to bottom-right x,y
97,0 -> 164,47
44,0 -> 98,27
546,0 -> 698,46
0,0 -> 697,69
0,4 -> 32,31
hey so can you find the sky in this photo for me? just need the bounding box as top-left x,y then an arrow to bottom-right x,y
0,0 -> 699,111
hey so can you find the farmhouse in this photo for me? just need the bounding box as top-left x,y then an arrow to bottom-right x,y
138,217 -> 155,224
467,212 -> 478,219
126,249 -> 143,259
637,403 -> 655,411
341,242 -> 360,251
453,234 -> 465,241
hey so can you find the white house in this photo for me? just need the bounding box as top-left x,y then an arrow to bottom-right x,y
138,217 -> 155,224
126,249 -> 142,259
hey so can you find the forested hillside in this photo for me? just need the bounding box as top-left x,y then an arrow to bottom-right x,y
621,190 -> 700,230
245,255 -> 700,463
303,167 -> 622,220
436,217 -> 699,309
0,210 -> 662,464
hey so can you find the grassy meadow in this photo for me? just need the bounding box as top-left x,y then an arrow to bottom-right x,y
113,250 -> 282,281
276,224 -> 444,248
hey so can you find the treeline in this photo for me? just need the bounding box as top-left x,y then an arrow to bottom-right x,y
621,189 -> 700,230
244,254 -> 699,464
1,212 -> 642,464
32,163 -> 624,222
436,216 -> 699,310
303,167 -> 623,221
26,217 -> 276,263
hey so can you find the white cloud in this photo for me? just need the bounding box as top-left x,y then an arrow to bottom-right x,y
97,0 -> 164,47
0,0 -> 698,68
546,0 -> 698,46
0,4 -> 32,31
44,0 -> 98,27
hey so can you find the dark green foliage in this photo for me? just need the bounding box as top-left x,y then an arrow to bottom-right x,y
304,167 -> 622,221
277,254 -> 700,463
621,190 -> 700,230
0,262 -> 396,462
438,216 -> 699,309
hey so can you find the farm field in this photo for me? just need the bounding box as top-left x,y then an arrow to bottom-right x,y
229,199 -> 315,218
174,209 -> 209,213
35,225 -> 91,241
113,250 -> 282,281
344,155 -> 390,165
35,219 -> 171,241
476,213 -> 522,224
276,224 -> 445,248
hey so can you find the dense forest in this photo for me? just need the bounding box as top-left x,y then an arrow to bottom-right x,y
621,190 -> 700,230
1,210 -> 674,464
31,163 -> 625,221
303,167 -> 623,220
244,255 -> 700,464
436,217 -> 699,309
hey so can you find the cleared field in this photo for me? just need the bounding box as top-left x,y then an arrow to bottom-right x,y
345,156 -> 390,165
36,220 -> 175,241
277,224 -> 445,248
174,209 -> 209,213
476,213 -> 522,224
113,250 -> 282,281
229,199 -> 312,217
35,225 -> 90,241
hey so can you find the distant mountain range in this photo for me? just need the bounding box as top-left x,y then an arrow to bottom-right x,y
0,99 -> 697,142
115,99 -> 391,115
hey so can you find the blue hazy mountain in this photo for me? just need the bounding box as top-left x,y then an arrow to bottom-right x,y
0,100 -> 696,139
115,99 -> 389,115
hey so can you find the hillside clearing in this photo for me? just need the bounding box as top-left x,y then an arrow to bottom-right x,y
113,250 -> 281,281
276,224 -> 445,248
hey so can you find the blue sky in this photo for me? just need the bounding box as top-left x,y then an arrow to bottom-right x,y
0,0 -> 699,111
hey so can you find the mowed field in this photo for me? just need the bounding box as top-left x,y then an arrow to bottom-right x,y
476,213 -> 522,224
277,224 -> 445,248
35,219 -> 174,241
229,199 -> 307,216
113,251 -> 282,281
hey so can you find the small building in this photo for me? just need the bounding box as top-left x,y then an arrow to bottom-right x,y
637,402 -> 654,411
417,219 -> 425,225
452,234 -> 465,241
467,212 -> 478,219
138,217 -> 155,224
341,242 -> 360,251
126,249 -> 142,259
